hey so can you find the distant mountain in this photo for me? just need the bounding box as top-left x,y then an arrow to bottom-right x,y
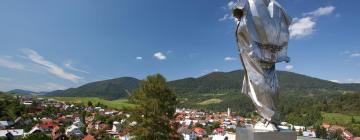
7,89 -> 37,95
46,70 -> 360,101
169,70 -> 360,96
47,77 -> 140,100
168,70 -> 360,112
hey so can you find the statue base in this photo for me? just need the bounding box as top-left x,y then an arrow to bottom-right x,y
236,127 -> 296,140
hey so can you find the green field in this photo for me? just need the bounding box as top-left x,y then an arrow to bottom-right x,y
322,113 -> 360,125
50,97 -> 135,109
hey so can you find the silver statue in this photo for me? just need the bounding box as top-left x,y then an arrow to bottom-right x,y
233,0 -> 291,131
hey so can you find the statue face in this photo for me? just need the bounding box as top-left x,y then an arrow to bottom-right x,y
233,9 -> 244,20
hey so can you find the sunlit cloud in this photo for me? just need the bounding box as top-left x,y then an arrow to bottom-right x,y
64,61 -> 90,74
154,52 -> 167,60
21,49 -> 82,83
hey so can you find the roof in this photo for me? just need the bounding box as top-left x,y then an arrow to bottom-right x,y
214,128 -> 225,133
0,121 -> 14,127
343,130 -> 354,138
0,129 -> 24,137
322,122 -> 330,129
193,127 -> 205,135
83,134 -> 95,140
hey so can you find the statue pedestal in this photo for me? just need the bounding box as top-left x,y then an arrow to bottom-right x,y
236,127 -> 296,140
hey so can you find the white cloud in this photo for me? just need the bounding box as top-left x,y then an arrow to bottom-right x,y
224,57 -> 237,61
21,49 -> 82,83
304,6 -> 335,17
350,52 -> 360,57
285,65 -> 294,71
290,6 -> 336,39
136,56 -> 143,60
213,69 -> 219,72
154,52 -> 167,60
0,57 -> 25,70
290,17 -> 316,39
219,14 -> 230,22
64,61 -> 89,74
227,1 -> 236,9
330,80 -> 339,83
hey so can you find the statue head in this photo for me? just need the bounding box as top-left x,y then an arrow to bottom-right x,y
233,9 -> 244,20
232,0 -> 247,20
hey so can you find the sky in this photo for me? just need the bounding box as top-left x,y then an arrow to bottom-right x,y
0,0 -> 359,92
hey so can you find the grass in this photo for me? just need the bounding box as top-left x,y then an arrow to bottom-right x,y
49,97 -> 135,109
198,98 -> 223,105
322,112 -> 360,125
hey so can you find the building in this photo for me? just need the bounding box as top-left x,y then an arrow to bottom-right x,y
65,125 -> 83,137
0,129 -> 24,138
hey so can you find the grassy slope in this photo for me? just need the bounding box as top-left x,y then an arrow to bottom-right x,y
51,97 -> 134,109
322,112 -> 360,125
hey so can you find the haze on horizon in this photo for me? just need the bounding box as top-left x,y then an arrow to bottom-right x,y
0,0 -> 359,92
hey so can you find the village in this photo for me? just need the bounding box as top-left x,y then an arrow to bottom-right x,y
0,95 -> 358,140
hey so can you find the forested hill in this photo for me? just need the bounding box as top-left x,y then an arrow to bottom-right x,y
45,70 -> 360,100
47,77 -> 140,100
169,70 -> 360,96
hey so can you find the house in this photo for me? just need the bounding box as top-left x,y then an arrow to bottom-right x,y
72,118 -> 85,128
65,125 -> 83,137
38,119 -> 54,132
52,126 -> 69,140
322,122 -> 331,130
111,121 -> 121,133
95,121 -> 108,130
178,127 -> 196,140
0,129 -> 24,138
193,127 -> 206,137
328,125 -> 354,140
0,121 -> 14,128
294,126 -> 306,132
83,134 -> 95,140
214,128 -> 225,135
303,130 -> 317,138
343,130 -> 354,140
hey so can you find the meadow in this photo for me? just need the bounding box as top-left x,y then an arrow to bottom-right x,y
322,112 -> 360,125
50,97 -> 134,109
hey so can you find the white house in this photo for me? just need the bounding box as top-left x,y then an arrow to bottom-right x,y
0,129 -> 24,138
66,125 -> 83,137
294,126 -> 306,132
112,121 -> 121,133
303,130 -> 316,138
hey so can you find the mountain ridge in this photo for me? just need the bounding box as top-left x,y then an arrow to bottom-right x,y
44,70 -> 360,100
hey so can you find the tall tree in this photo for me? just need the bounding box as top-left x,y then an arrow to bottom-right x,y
128,74 -> 179,140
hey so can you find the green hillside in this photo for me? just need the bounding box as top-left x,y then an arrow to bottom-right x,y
47,77 -> 140,100
46,70 -> 360,102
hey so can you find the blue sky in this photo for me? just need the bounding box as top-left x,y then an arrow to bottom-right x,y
0,0 -> 359,92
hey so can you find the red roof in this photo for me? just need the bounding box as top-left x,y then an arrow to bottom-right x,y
83,134 -> 95,140
214,128 -> 225,133
322,122 -> 330,129
39,122 -> 54,129
193,127 -> 205,135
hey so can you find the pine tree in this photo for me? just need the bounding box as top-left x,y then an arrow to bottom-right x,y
128,74 -> 179,140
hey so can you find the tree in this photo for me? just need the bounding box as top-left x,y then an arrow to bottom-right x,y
20,132 -> 51,140
128,74 -> 179,140
87,101 -> 93,107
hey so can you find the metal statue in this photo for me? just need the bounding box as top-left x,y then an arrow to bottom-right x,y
232,0 -> 291,131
